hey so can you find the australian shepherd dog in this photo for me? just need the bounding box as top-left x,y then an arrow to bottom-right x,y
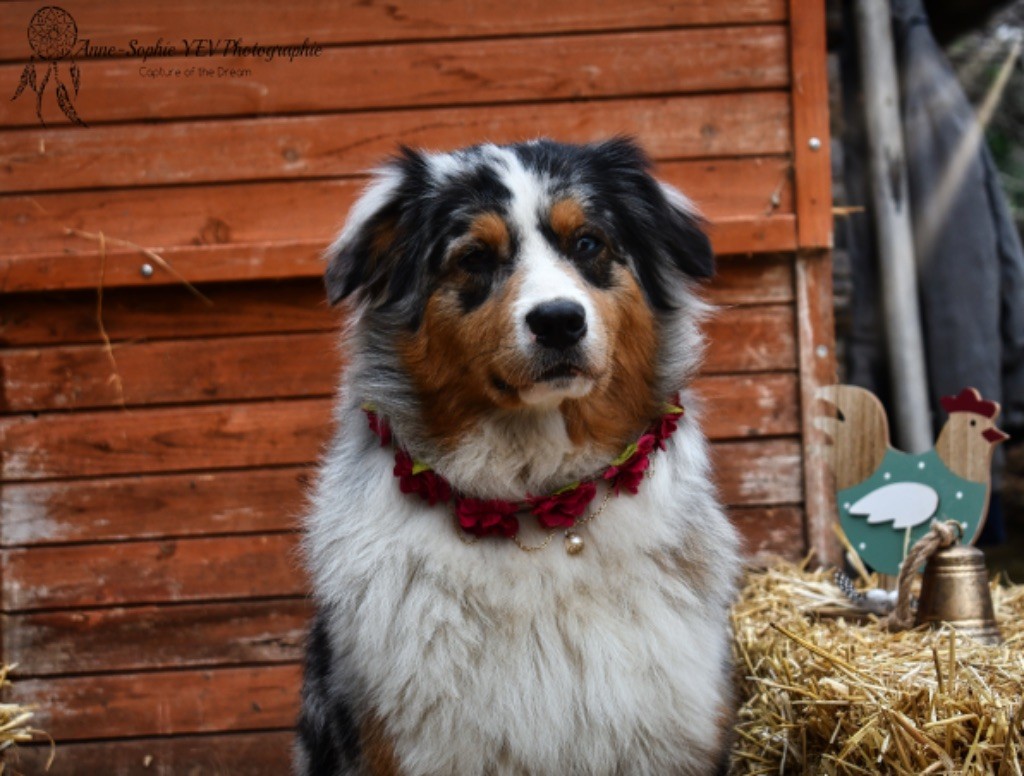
296,138 -> 740,776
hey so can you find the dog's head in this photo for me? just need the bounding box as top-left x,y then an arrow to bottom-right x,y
327,138 -> 711,463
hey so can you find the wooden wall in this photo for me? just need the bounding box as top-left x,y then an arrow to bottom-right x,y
0,0 -> 833,772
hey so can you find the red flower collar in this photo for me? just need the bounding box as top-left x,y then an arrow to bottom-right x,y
363,400 -> 685,541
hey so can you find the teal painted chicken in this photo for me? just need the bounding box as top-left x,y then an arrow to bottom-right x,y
817,386 -> 1008,575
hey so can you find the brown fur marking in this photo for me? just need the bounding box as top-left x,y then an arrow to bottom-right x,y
468,211 -> 511,254
398,275 -> 524,448
561,267 -> 660,453
361,712 -> 403,776
549,197 -> 587,241
370,215 -> 398,259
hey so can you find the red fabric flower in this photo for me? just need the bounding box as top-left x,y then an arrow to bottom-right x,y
652,406 -> 684,450
393,450 -> 451,506
603,433 -> 656,495
456,498 -> 520,537
528,481 -> 597,528
366,410 -> 392,447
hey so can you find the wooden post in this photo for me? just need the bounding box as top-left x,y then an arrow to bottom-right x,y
797,250 -> 842,567
853,0 -> 932,453
789,0 -> 842,567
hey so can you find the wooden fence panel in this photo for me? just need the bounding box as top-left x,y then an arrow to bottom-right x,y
0,1 -> 833,769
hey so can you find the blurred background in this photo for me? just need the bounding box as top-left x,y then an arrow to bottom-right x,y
827,0 -> 1024,577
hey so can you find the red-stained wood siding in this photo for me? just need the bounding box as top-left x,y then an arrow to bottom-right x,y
0,0 -> 832,770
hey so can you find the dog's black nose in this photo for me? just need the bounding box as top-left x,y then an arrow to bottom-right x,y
526,299 -> 587,350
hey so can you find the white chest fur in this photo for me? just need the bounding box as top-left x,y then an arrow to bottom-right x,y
305,419 -> 739,776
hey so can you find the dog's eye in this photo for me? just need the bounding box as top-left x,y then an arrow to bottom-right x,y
458,247 -> 493,275
573,233 -> 604,261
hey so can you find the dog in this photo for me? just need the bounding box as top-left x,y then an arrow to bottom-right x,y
296,138 -> 741,776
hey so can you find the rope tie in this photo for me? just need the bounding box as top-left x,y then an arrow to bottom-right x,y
883,520 -> 961,632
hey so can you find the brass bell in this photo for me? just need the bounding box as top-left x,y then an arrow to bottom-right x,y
915,544 -> 1001,645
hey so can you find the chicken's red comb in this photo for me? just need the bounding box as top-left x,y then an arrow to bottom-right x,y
940,387 -> 999,418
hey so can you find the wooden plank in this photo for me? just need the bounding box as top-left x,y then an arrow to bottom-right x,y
4,665 -> 301,741
1,467 -> 309,547
0,26 -> 788,126
0,216 -> 797,294
4,183 -> 360,264
0,280 -> 335,347
3,158 -> 793,262
0,332 -> 342,412
0,0 -> 787,60
688,159 -> 794,220
12,731 -> 295,776
0,241 -> 328,296
4,181 -> 358,262
796,249 -> 842,566
703,305 -> 796,374
708,255 -> 795,306
0,399 -> 334,481
0,93 -> 791,193
4,599 -> 310,676
1,309 -> 795,412
698,373 -> 800,439
729,505 -> 806,561
789,0 -> 832,248
707,214 -> 797,255
2,534 -> 304,611
712,438 -> 803,506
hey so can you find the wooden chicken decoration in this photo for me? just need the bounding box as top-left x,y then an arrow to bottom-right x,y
816,386 -> 1009,575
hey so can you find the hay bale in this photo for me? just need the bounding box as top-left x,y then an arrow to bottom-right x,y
0,665 -> 48,774
730,561 -> 1024,775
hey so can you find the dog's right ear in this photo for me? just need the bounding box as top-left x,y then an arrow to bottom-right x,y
324,156 -> 412,307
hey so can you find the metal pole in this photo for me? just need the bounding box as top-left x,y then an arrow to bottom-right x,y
853,0 -> 932,453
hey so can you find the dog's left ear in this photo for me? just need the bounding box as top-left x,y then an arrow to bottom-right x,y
587,137 -> 714,309
654,181 -> 714,281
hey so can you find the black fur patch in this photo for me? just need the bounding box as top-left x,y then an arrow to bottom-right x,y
295,612 -> 363,775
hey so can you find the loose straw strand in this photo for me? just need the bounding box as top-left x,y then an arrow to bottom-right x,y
884,520 -> 961,632
95,231 -> 128,409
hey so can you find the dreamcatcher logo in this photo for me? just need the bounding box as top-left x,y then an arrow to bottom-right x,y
10,6 -> 86,126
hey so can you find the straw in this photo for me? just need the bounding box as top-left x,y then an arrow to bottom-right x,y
0,665 -> 51,773
730,560 -> 1024,775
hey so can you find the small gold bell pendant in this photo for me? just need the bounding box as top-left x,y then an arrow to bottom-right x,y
564,531 -> 584,555
915,544 -> 1001,645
